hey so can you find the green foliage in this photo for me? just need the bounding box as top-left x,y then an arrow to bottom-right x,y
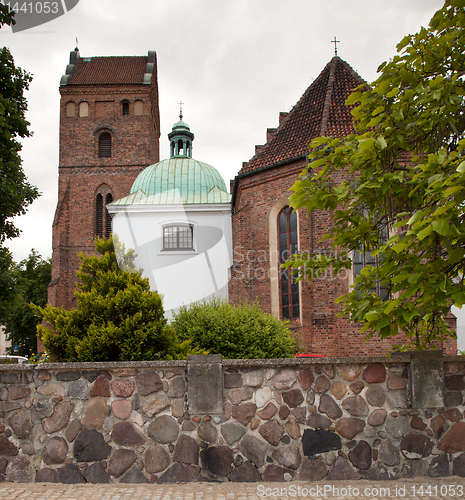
286,0 -> 465,350
34,237 -> 182,362
0,3 -> 15,27
2,250 -> 50,357
0,10 -> 39,318
0,46 -> 38,244
172,297 -> 300,359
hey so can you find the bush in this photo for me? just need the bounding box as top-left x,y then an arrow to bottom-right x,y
171,297 -> 300,359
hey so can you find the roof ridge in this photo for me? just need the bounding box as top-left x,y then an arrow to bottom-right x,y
319,56 -> 338,137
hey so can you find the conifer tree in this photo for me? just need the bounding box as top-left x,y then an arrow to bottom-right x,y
35,237 -> 181,362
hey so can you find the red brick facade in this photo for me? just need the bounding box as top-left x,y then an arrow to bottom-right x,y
49,50 -> 160,310
229,57 -> 456,356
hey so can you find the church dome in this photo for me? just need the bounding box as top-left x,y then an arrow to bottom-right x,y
130,156 -> 228,198
118,115 -> 231,205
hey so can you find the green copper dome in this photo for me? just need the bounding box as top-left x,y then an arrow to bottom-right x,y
172,120 -> 190,131
110,116 -> 231,206
130,156 -> 228,199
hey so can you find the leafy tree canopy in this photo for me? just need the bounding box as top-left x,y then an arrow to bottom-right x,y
172,297 -> 300,359
286,0 -> 465,350
3,250 -> 50,357
0,3 -> 15,27
0,5 -> 39,320
34,237 -> 194,362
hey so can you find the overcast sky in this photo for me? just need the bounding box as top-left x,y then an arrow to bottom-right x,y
3,0 -> 462,346
0,0 -> 445,262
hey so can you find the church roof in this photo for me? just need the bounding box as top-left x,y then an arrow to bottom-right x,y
111,157 -> 231,206
60,50 -> 157,86
68,56 -> 148,85
238,56 -> 366,175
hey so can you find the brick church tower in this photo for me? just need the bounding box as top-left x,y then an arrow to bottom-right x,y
229,56 -> 457,356
48,48 -> 160,309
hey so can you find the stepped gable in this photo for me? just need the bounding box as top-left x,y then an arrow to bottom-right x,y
239,56 -> 366,176
67,56 -> 149,85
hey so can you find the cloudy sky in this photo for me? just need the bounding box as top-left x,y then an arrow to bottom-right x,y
2,0 -> 462,344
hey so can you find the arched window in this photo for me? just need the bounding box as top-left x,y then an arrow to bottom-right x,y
66,101 -> 76,117
105,193 -> 113,237
95,194 -> 103,238
98,132 -> 112,158
278,207 -> 299,320
122,101 -> 129,116
79,101 -> 89,117
353,221 -> 389,299
95,190 -> 113,238
134,100 -> 144,116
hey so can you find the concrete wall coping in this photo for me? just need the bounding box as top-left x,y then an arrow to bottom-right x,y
1,354 -> 462,372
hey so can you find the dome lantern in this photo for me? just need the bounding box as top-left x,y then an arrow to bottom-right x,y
168,108 -> 194,158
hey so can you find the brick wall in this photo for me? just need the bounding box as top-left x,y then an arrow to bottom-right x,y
230,160 -> 457,356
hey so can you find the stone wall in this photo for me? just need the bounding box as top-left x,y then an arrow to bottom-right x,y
0,355 -> 464,484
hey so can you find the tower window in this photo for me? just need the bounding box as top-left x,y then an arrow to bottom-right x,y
105,193 -> 113,237
278,207 -> 299,321
95,190 -> 113,238
163,225 -> 193,250
98,132 -> 112,158
79,101 -> 89,117
134,100 -> 144,116
122,101 -> 129,116
95,194 -> 103,238
66,101 -> 76,117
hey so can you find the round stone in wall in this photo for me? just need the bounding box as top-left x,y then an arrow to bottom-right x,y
43,436 -> 68,465
144,445 -> 170,474
273,368 -> 297,390
112,421 -> 145,446
338,365 -> 361,382
148,415 -> 179,444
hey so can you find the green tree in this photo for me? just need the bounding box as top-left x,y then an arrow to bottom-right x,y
286,0 -> 465,350
0,3 -> 15,27
34,237 -> 181,362
0,5 -> 39,322
172,297 -> 300,359
3,250 -> 50,357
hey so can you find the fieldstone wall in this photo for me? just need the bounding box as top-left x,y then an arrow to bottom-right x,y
0,355 -> 464,483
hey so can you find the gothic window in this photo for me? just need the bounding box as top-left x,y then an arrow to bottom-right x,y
353,222 -> 389,298
65,101 -> 76,117
134,100 -> 144,116
95,194 -> 103,238
95,190 -> 113,238
98,132 -> 112,158
122,101 -> 129,116
278,207 -> 299,320
163,225 -> 193,251
105,193 -> 113,237
79,101 -> 89,117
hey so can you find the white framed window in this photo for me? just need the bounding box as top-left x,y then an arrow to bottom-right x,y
163,225 -> 194,251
